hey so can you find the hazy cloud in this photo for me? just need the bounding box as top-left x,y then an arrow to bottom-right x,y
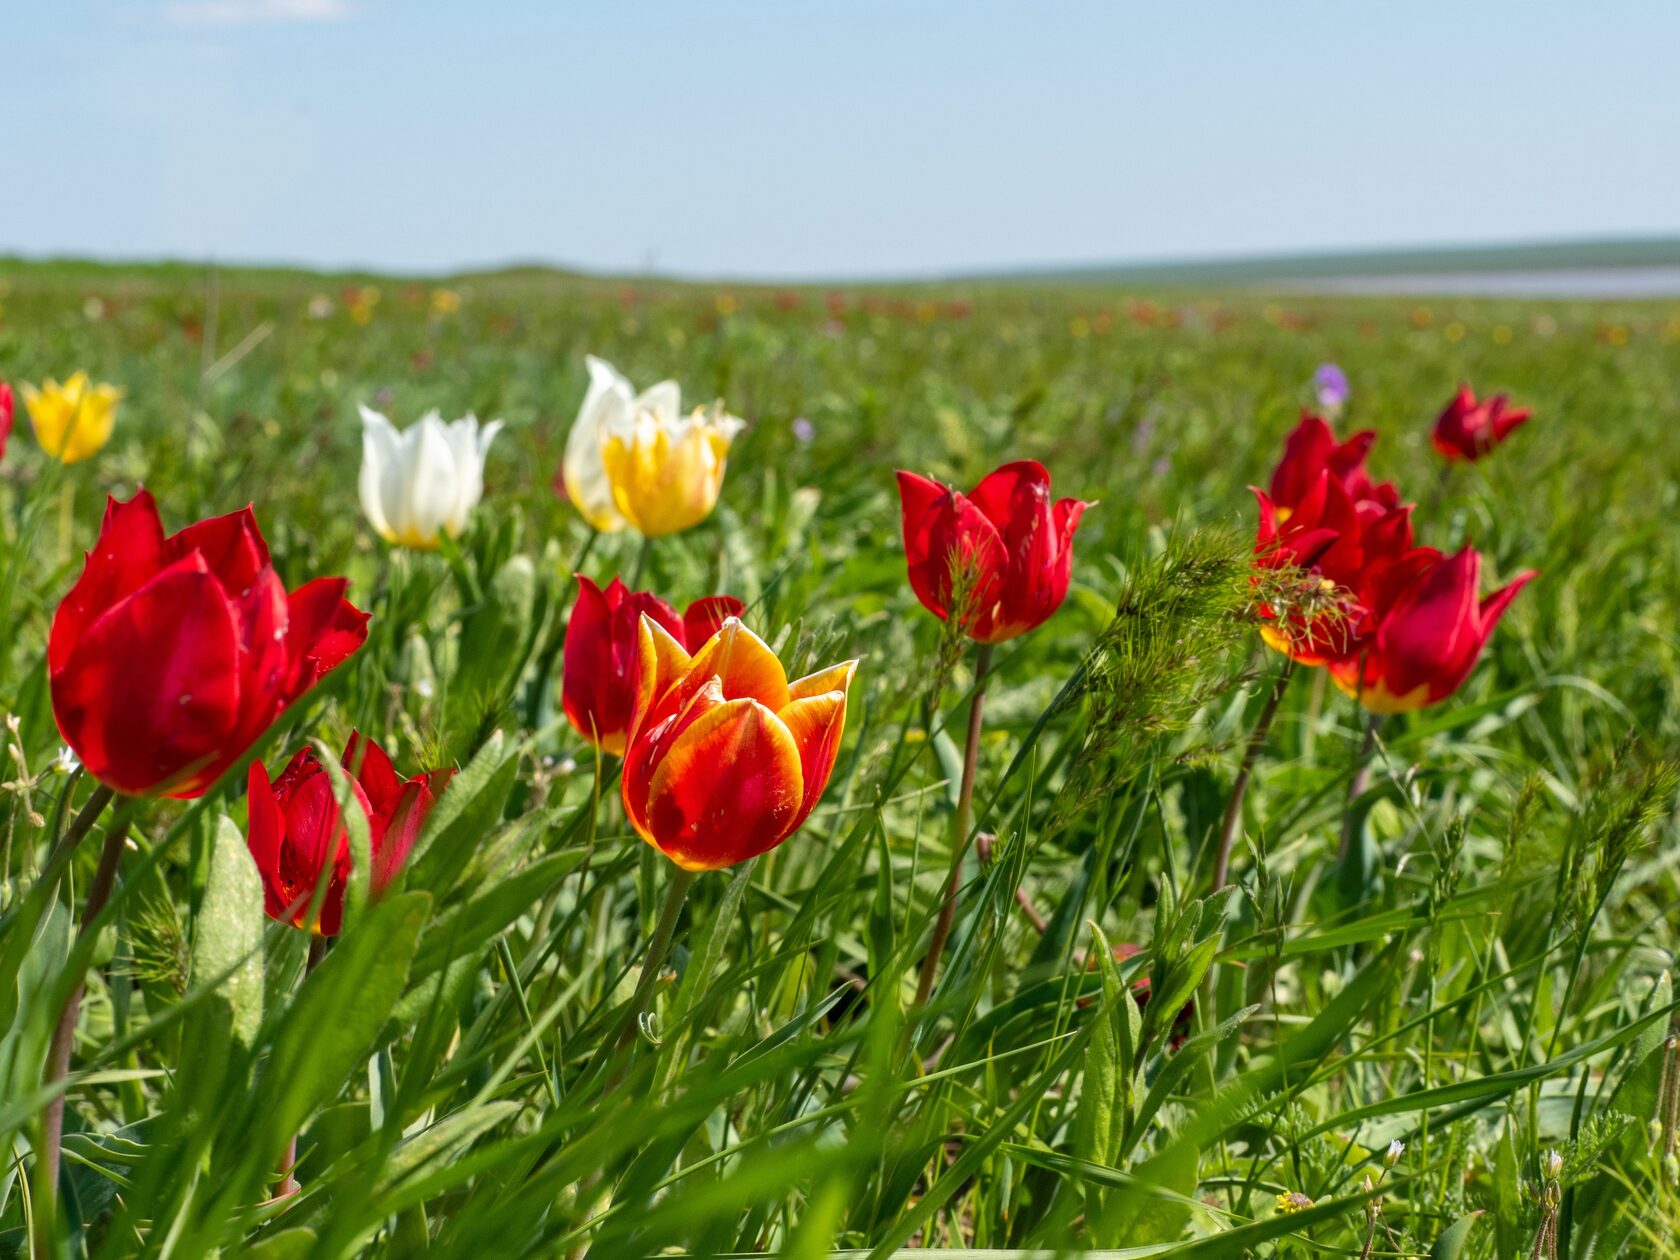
162,0 -> 351,27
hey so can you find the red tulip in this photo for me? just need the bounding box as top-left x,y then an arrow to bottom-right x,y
561,574 -> 744,754
49,490 -> 369,798
1328,546 -> 1536,713
246,732 -> 452,935
1431,385 -> 1531,462
896,460 -> 1089,643
0,381 -> 12,461
1252,473 -> 1415,666
621,617 -> 857,870
1268,412 -> 1398,517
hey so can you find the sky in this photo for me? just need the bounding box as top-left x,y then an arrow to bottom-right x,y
5,1 -> 1679,280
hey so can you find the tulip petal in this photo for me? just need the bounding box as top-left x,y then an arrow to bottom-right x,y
170,505 -> 270,594
246,759 -> 289,920
897,471 -> 1007,633
965,459 -> 1051,531
563,357 -> 633,532
226,566 -> 292,757
371,778 -> 432,894
678,618 -> 790,711
285,576 -> 371,696
1478,569 -> 1538,630
399,413 -> 461,545
632,613 -> 695,735
358,405 -> 401,541
49,489 -> 168,674
681,595 -> 745,649
644,697 -> 803,870
778,659 -> 856,833
53,552 -> 243,797
343,729 -> 403,811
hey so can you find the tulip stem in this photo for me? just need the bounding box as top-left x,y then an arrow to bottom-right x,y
629,534 -> 654,588
1338,713 -> 1384,862
912,642 -> 993,1020
564,866 -> 696,1256
1212,658 -> 1296,891
275,935 -> 329,1200
35,812 -> 129,1253
605,865 -> 695,1076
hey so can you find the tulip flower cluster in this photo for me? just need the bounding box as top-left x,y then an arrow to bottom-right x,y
1252,401 -> 1536,713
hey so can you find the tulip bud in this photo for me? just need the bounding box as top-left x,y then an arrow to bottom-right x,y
23,372 -> 122,464
246,732 -> 451,936
621,617 -> 856,870
0,381 -> 12,462
358,406 -> 503,548
562,355 -> 744,537
561,574 -> 744,755
896,460 -> 1090,644
1431,384 -> 1531,462
49,490 -> 369,798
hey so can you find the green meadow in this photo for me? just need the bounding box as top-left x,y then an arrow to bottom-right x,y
2,257 -> 1679,1258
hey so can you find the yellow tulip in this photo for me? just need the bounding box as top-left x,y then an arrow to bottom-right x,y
600,402 -> 743,537
564,356 -> 744,536
23,372 -> 122,464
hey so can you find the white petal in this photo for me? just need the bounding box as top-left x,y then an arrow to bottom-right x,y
565,357 -> 632,531
444,417 -> 482,526
635,380 -> 681,426
401,414 -> 461,541
358,405 -> 400,540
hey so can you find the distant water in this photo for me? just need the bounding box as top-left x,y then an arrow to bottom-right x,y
1281,267 -> 1680,299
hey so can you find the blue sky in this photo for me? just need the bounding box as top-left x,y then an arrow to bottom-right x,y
7,1 -> 1678,279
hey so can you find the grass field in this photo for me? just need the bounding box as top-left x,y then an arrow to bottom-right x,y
2,258 -> 1679,1258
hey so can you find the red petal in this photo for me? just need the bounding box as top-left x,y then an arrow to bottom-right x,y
285,577 -> 370,697
779,660 -> 857,833
343,730 -> 403,811
643,697 -> 804,870
168,505 -> 270,595
52,552 -> 242,797
1268,414 -> 1334,511
897,471 -> 1007,635
226,566 -> 291,756
964,459 -> 1051,530
49,489 -> 168,675
682,595 -> 746,649
246,759 -> 292,923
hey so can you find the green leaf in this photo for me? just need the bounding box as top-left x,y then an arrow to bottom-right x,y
411,849 -> 582,981
1431,1212 -> 1484,1259
312,739 -> 374,931
181,816 -> 265,1087
406,730 -> 519,896
260,891 -> 430,1163
243,1228 -> 319,1259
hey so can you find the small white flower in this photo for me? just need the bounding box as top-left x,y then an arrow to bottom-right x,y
414,677 -> 435,700
358,405 -> 504,549
1543,1149 -> 1564,1179
1384,1139 -> 1404,1166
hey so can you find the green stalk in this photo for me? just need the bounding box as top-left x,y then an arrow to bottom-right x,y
1212,658 -> 1296,890
912,642 -> 993,1018
35,808 -> 128,1251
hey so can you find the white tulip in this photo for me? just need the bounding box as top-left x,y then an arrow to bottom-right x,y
561,355 -> 686,533
358,405 -> 504,549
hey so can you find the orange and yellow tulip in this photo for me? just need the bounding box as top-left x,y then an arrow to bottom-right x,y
621,617 -> 856,871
